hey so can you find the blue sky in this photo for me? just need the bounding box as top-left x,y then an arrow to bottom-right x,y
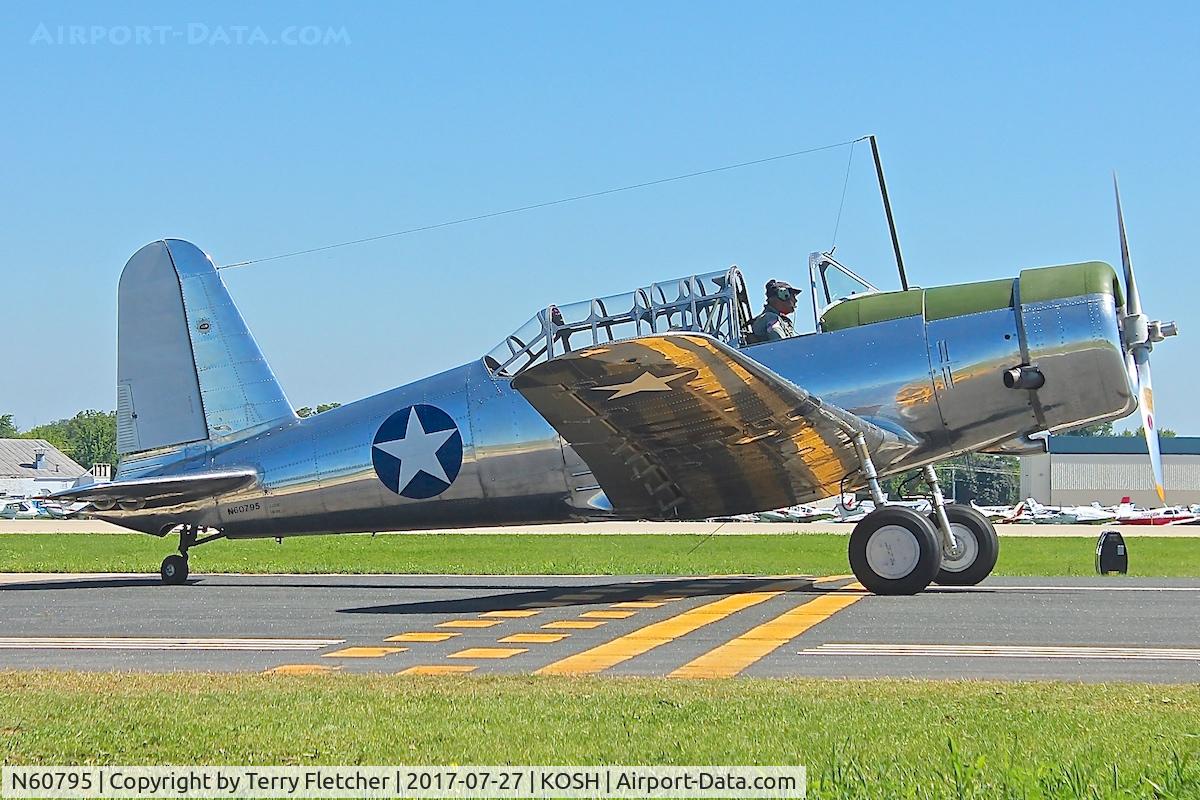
3,1 -> 1197,433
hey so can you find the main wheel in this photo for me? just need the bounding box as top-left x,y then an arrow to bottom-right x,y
849,506 -> 941,595
160,553 -> 189,585
932,505 -> 999,586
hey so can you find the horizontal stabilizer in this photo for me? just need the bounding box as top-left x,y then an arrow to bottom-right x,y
513,332 -> 915,518
50,469 -> 258,510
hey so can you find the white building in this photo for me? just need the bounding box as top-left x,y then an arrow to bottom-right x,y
0,439 -> 88,498
1020,435 -> 1200,507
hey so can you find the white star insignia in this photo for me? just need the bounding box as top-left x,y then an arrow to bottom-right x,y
591,371 -> 689,399
373,410 -> 457,493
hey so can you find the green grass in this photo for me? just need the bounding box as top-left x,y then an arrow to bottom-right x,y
0,672 -> 1196,798
1,532 -> 1197,577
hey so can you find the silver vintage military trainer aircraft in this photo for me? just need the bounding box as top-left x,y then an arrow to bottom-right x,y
56,184 -> 1176,594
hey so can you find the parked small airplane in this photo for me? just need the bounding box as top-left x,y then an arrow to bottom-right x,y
1010,498 -> 1117,525
54,181 -> 1176,594
1113,497 -> 1200,526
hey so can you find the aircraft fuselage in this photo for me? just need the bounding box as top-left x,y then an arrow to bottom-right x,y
100,266 -> 1134,537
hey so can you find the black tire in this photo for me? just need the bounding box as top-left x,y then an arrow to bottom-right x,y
849,506 -> 941,595
932,505 -> 999,586
160,553 -> 189,585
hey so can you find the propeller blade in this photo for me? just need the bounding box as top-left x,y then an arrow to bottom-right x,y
1113,173 -> 1142,317
1132,348 -> 1165,503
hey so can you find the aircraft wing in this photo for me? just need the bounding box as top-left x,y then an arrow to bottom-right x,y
511,333 -> 916,519
49,469 -> 258,509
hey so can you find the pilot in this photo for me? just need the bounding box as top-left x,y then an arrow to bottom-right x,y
751,279 -> 801,342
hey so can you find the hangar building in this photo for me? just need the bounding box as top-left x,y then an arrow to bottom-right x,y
0,439 -> 87,497
1020,435 -> 1200,507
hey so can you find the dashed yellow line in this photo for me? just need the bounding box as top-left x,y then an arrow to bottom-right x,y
581,610 -> 637,619
322,646 -> 407,658
386,632 -> 459,643
669,583 -> 867,678
402,665 -> 476,675
535,580 -> 807,676
812,574 -> 857,589
500,633 -> 569,644
438,619 -> 501,629
384,633 -> 458,642
542,620 -> 607,630
449,647 -> 527,660
482,610 -> 541,618
613,601 -> 667,609
265,664 -> 341,675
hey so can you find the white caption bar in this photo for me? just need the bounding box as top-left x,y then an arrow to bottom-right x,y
2,766 -> 806,799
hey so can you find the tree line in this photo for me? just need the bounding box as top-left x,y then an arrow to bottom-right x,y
1,402 -> 342,470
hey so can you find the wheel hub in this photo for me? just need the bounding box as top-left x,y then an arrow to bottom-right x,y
939,523 -> 979,573
864,524 -> 921,580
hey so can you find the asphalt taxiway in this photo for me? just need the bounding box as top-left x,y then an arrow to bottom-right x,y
1,573 -> 1197,682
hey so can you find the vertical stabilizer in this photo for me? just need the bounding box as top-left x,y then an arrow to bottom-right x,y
116,239 -> 294,455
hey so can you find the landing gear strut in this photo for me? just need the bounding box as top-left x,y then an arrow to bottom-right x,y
932,506 -> 999,586
846,434 -> 942,595
159,524 -> 225,585
845,446 -> 1000,594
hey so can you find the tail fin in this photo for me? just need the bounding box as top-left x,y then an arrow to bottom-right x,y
116,239 -> 294,456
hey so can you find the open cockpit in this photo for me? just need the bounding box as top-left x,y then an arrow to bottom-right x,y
482,252 -> 895,377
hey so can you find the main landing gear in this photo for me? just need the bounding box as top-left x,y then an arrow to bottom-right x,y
846,436 -> 998,595
159,524 -> 225,585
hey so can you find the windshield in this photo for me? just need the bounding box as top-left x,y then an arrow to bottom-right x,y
816,255 -> 877,307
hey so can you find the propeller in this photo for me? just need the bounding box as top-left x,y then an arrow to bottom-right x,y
1114,174 -> 1178,503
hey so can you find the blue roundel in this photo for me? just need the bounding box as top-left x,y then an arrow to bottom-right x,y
371,404 -> 463,499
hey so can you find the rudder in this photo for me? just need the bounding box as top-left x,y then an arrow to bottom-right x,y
116,239 -> 294,456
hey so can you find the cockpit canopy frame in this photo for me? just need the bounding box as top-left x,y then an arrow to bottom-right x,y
485,266 -> 753,377
808,250 -> 880,331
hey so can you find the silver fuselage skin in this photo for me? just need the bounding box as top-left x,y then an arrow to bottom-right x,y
101,286 -> 1134,537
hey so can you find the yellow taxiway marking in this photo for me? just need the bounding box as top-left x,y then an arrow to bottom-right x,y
481,610 -> 541,618
536,581 -> 806,675
581,610 -> 637,619
541,620 -> 608,630
321,646 -> 408,658
265,664 -> 341,675
402,665 -> 477,675
669,583 -> 867,679
812,574 -> 856,589
499,633 -> 569,644
449,647 -> 528,659
386,632 -> 460,643
438,619 -> 501,629
613,601 -> 667,609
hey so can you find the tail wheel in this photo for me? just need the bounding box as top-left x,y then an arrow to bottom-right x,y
849,506 -> 941,595
933,505 -> 999,586
160,553 -> 189,585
